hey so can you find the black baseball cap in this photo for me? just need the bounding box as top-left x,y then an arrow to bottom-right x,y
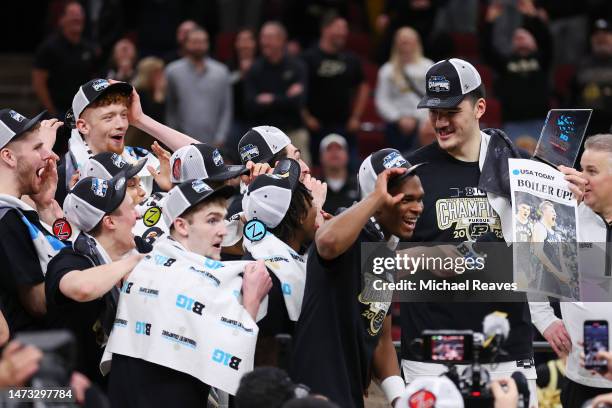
417,58 -> 483,110
358,148 -> 424,198
0,109 -> 46,149
63,173 -> 129,232
170,143 -> 248,184
238,126 -> 291,164
163,179 -> 235,226
82,152 -> 147,180
72,78 -> 133,119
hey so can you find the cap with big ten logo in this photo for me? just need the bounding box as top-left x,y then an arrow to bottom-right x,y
72,78 -> 133,119
170,143 -> 248,184
238,126 -> 291,165
63,173 -> 129,232
417,58 -> 482,110
0,109 -> 46,149
358,148 -> 424,199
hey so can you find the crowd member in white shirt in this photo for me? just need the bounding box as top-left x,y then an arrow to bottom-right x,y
374,26 -> 433,154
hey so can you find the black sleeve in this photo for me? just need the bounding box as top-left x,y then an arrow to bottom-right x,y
0,211 -> 46,286
34,40 -> 54,70
45,249 -> 94,307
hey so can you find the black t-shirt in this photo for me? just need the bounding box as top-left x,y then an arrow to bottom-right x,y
45,246 -> 107,386
244,56 -> 307,130
0,208 -> 52,333
109,353 -> 211,408
290,219 -> 392,408
34,32 -> 97,113
301,46 -> 364,126
243,250 -> 295,367
321,175 -> 359,215
401,142 -> 533,362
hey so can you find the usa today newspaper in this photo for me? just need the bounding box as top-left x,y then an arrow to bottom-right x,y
509,158 -> 580,300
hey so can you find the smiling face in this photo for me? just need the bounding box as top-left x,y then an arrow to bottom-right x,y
375,175 -> 425,239
2,127 -> 58,196
581,149 -> 612,213
428,98 -> 485,155
77,94 -> 130,155
174,199 -> 228,260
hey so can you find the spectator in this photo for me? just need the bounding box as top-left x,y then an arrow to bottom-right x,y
165,27 -> 232,145
103,38 -> 138,82
375,27 -> 433,153
45,174 -> 141,386
0,110 -> 64,335
537,0 -> 589,64
301,13 -> 369,168
375,0 -> 442,63
227,28 -> 258,160
483,2 -> 553,141
244,22 -> 310,165
128,57 -> 166,148
164,19 -> 198,63
571,19 -> 612,135
32,1 -> 97,117
318,134 -> 358,214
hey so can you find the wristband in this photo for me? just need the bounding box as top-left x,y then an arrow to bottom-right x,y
381,375 -> 405,404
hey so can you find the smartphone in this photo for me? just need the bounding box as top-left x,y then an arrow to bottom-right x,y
422,330 -> 473,362
584,320 -> 609,371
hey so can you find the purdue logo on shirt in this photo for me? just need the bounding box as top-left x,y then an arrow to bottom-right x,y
436,186 -> 503,240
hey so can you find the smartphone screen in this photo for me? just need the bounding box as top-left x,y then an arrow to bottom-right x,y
430,335 -> 467,362
584,320 -> 609,370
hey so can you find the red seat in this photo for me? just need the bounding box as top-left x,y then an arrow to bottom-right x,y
346,32 -> 371,59
481,98 -> 502,129
214,32 -> 237,63
553,64 -> 576,102
474,63 -> 494,97
362,60 -> 379,89
357,97 -> 386,158
450,32 -> 480,61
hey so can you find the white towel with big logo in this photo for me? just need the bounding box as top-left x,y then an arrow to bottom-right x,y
101,236 -> 267,395
243,232 -> 306,321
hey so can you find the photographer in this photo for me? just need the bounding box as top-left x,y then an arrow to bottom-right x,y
291,148 -> 424,407
532,134 -> 612,407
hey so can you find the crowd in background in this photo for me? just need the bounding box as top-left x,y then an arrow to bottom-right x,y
30,0 -> 612,173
